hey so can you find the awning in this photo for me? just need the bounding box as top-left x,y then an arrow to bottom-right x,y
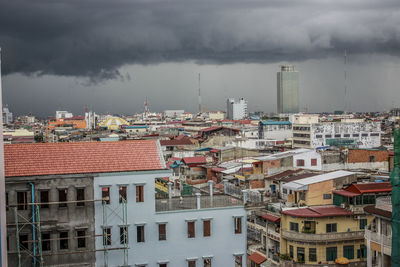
248,252 -> 267,264
261,214 -> 280,223
333,190 -> 360,197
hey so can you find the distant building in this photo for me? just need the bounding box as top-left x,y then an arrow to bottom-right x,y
164,109 -> 185,119
85,110 -> 97,130
277,65 -> 299,114
18,115 -> 35,124
258,121 -> 292,141
226,98 -> 248,120
292,121 -> 382,149
2,107 -> 12,125
55,110 -> 73,119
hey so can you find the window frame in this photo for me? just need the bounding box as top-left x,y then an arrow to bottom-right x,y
136,185 -> 144,202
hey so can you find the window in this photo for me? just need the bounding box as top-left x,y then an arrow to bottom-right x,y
335,134 -> 341,138
235,255 -> 242,266
323,194 -> 332,199
103,228 -> 111,246
325,134 -> 332,138
19,234 -> 29,250
136,185 -> 144,202
59,231 -> 69,250
316,135 -> 322,138
309,248 -> 316,262
102,187 -> 110,204
77,230 -> 86,248
159,224 -> 166,241
290,222 -> 299,232
353,133 -> 359,137
137,225 -> 145,242
17,191 -> 28,210
159,264 -> 167,267
59,189 -> 67,207
76,188 -> 85,207
362,133 -> 368,137
360,219 -> 367,230
188,260 -> 196,267
203,220 -> 211,237
204,258 -> 211,267
344,134 -> 350,137
326,247 -> 337,261
343,245 -> 354,260
119,186 -> 127,203
296,159 -> 304,166
40,191 -> 49,209
326,223 -> 337,233
283,188 -> 287,194
297,247 -> 305,262
289,245 -> 294,258
234,217 -> 242,234
357,245 -> 366,258
188,221 -> 195,238
369,155 -> 376,162
371,133 -> 380,136
120,226 -> 128,245
311,158 -> 317,166
5,192 -> 8,211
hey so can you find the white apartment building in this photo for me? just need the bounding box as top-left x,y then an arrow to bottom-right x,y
227,98 -> 248,120
56,110 -> 73,119
293,121 -> 381,149
94,143 -> 247,267
258,121 -> 292,141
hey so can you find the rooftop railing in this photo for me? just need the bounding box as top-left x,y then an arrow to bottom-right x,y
155,194 -> 243,212
281,229 -> 365,242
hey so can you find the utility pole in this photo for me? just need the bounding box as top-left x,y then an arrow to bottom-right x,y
198,73 -> 201,114
0,48 -> 8,266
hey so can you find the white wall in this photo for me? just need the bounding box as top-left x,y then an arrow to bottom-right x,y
292,150 -> 322,171
94,171 -> 247,267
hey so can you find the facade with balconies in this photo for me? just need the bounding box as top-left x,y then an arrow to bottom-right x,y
364,197 -> 392,267
280,205 -> 370,266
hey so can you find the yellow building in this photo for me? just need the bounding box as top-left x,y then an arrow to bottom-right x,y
280,205 -> 371,265
98,117 -> 129,130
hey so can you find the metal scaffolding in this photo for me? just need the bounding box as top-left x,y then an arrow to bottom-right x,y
14,204 -> 43,267
102,196 -> 128,267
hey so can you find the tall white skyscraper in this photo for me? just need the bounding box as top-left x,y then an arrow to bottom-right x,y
277,65 -> 299,114
226,98 -> 248,120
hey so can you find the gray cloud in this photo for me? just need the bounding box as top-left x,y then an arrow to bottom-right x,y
1,0 -> 400,80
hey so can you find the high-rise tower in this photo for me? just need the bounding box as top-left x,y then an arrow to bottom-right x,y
277,65 -> 299,114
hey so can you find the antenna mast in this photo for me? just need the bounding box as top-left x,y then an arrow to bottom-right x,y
198,73 -> 201,114
344,50 -> 348,113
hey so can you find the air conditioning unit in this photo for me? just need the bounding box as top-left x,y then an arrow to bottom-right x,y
340,203 -> 346,208
354,215 -> 360,220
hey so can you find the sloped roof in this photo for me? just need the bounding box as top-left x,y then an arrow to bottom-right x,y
282,206 -> 353,218
248,251 -> 267,264
182,157 -> 207,164
345,182 -> 391,194
4,140 -> 165,177
159,139 -> 193,146
261,214 -> 280,223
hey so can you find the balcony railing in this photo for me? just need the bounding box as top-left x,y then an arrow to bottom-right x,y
281,229 -> 365,242
155,194 -> 243,212
365,229 -> 392,253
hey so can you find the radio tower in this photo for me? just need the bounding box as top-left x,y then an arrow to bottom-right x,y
344,50 -> 348,113
144,97 -> 149,118
198,73 -> 202,114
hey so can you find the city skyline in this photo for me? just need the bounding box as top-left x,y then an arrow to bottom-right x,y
2,0 -> 400,116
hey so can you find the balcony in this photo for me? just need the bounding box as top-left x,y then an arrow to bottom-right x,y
281,229 -> 365,242
365,229 -> 391,255
155,194 -> 243,212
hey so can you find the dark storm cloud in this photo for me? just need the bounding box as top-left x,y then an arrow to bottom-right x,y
1,0 -> 400,79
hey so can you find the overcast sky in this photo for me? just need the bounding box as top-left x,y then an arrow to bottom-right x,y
1,0 -> 400,117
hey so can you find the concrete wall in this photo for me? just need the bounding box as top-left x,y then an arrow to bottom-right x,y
94,170 -> 247,267
293,150 -> 322,171
6,174 -> 95,267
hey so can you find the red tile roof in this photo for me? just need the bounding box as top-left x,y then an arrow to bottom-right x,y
159,139 -> 193,146
333,190 -> 360,197
345,182 -> 391,194
182,157 -> 207,164
262,214 -> 280,223
4,140 -> 165,177
199,126 -> 222,132
248,252 -> 267,264
364,205 -> 391,219
282,206 -> 353,218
